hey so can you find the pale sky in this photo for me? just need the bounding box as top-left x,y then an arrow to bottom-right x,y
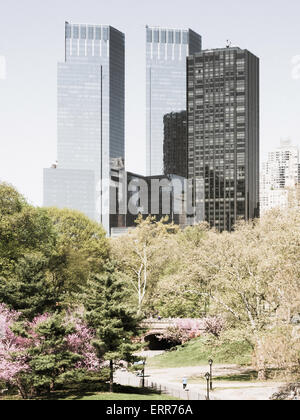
0,0 -> 299,206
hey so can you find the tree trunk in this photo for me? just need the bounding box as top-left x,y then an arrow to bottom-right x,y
16,379 -> 28,400
109,360 -> 114,393
256,337 -> 267,381
17,385 -> 27,400
257,367 -> 267,381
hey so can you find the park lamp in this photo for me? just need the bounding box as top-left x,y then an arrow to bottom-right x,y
205,372 -> 210,400
208,359 -> 213,390
142,359 -> 146,388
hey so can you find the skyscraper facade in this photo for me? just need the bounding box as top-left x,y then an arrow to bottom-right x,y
187,47 -> 260,231
146,26 -> 202,176
260,139 -> 299,214
163,111 -> 187,178
44,166 -> 96,221
44,22 -> 125,234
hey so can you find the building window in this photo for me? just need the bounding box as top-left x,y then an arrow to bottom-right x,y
72,25 -> 79,39
168,30 -> 174,43
88,26 -> 94,40
175,31 -> 181,44
153,29 -> 159,43
161,30 -> 167,43
95,27 -> 101,40
66,25 -> 71,39
80,26 -> 87,39
182,31 -> 188,44
147,28 -> 152,43
103,27 -> 109,41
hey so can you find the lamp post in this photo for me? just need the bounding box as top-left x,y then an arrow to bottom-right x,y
205,373 -> 210,400
208,359 -> 213,390
142,360 -> 146,388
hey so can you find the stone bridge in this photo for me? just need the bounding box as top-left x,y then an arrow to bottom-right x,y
140,318 -> 204,350
141,318 -> 178,334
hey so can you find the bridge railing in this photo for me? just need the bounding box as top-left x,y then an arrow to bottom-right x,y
141,318 -> 206,327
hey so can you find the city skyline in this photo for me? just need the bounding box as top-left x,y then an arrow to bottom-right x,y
0,0 -> 300,207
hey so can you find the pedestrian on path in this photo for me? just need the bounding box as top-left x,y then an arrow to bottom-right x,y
182,378 -> 188,390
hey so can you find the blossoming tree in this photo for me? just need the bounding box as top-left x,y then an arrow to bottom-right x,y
0,304 -> 100,398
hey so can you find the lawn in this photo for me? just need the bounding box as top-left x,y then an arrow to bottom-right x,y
0,384 -> 179,401
147,335 -> 253,369
187,371 -> 259,384
57,392 -> 179,400
0,392 -> 178,401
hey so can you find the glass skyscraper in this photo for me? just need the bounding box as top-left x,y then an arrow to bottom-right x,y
146,26 -> 202,176
187,47 -> 260,231
44,22 -> 125,234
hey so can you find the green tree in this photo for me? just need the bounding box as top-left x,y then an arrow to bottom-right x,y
0,253 -> 59,320
178,222 -> 209,247
0,182 -> 26,215
111,215 -> 179,315
183,208 -> 300,380
80,263 -> 140,392
45,208 -> 109,298
151,223 -> 210,318
0,183 -> 56,277
0,184 -> 110,316
152,273 -> 209,318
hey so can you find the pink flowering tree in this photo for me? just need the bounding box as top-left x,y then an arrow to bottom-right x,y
201,316 -> 225,338
0,304 -> 101,399
64,314 -> 101,372
0,304 -> 30,398
158,316 -> 225,345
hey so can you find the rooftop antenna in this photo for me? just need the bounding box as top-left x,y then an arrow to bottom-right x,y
226,39 -> 232,48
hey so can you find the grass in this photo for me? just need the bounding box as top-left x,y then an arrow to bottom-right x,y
0,383 -> 179,401
187,371 -> 258,384
147,335 -> 253,369
56,392 -> 179,400
50,384 -> 180,400
0,392 -> 178,401
213,372 -> 258,382
0,394 -> 23,401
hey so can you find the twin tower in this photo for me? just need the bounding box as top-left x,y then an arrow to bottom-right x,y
44,22 -> 259,235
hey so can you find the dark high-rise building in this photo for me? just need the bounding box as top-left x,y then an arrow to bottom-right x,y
187,47 -> 259,231
163,111 -> 187,178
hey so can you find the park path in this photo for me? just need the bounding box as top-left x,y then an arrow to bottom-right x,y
115,369 -> 209,400
115,360 -> 283,400
145,365 -> 283,400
